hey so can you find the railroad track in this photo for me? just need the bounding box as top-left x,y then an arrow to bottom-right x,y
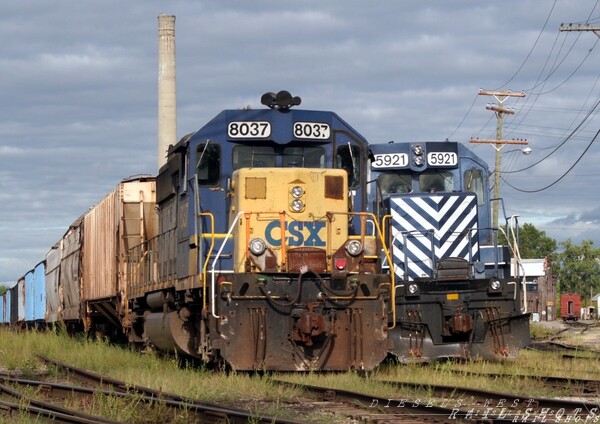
0,379 -> 121,423
446,369 -> 600,397
271,378 -> 600,423
529,339 -> 600,355
0,355 -> 304,424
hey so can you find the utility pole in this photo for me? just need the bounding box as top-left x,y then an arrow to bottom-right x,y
470,89 -> 527,229
559,23 -> 600,38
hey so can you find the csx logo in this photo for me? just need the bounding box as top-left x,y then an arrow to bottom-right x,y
264,220 -> 326,247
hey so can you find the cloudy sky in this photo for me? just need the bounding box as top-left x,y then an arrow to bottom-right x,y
1,1 -> 600,284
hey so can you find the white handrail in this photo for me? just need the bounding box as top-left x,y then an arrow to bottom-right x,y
210,211 -> 245,319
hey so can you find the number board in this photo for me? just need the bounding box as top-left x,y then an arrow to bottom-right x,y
227,121 -> 271,138
427,151 -> 458,167
371,153 -> 409,169
294,122 -> 331,139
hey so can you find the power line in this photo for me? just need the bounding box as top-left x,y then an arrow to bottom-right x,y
502,95 -> 600,174
501,128 -> 600,193
446,93 -> 479,140
494,0 -> 558,90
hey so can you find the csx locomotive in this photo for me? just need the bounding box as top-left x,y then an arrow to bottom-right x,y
368,141 -> 530,361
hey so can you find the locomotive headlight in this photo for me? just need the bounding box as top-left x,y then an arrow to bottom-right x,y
407,283 -> 419,296
291,199 -> 304,212
291,186 -> 304,198
412,143 -> 424,166
412,144 -> 423,155
345,240 -> 363,256
249,238 -> 267,256
490,280 -> 501,291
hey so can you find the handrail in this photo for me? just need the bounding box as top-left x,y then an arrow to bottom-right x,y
198,212 -> 215,314
211,211 -> 245,319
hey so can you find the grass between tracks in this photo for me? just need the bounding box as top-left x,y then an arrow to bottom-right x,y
0,325 -> 598,423
0,327 -> 314,423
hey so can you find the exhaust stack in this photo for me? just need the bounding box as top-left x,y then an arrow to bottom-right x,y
157,14 -> 176,170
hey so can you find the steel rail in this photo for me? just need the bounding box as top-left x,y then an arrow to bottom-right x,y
445,368 -> 600,395
38,355 -> 304,424
375,379 -> 600,414
0,382 -> 121,424
270,379 -> 522,423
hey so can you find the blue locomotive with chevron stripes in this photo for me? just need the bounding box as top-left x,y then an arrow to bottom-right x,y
369,141 -> 530,362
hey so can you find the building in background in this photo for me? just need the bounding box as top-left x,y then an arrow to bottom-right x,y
512,257 -> 556,321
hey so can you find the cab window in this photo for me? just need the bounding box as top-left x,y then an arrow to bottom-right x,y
336,144 -> 361,189
464,169 -> 485,205
419,171 -> 453,193
283,146 -> 325,168
196,143 -> 220,186
377,173 -> 412,195
233,146 -> 275,169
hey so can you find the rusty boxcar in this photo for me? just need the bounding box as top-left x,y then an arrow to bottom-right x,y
560,293 -> 581,321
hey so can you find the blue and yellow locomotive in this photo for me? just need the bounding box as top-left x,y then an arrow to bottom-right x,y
368,141 -> 530,361
127,92 -> 392,371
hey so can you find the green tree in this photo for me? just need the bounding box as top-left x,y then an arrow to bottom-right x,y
555,239 -> 600,296
501,222 -> 557,259
0,286 -> 8,296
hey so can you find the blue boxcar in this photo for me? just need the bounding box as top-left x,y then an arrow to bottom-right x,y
33,261 -> 47,322
24,262 -> 47,324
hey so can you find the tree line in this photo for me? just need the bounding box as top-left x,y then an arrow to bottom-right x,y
505,223 -> 600,297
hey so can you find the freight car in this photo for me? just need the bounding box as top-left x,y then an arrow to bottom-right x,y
368,141 -> 531,361
45,177 -> 157,334
0,177 -> 157,335
126,91 -> 391,371
560,293 -> 581,321
0,287 -> 9,325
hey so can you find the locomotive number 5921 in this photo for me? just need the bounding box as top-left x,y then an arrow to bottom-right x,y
427,152 -> 457,166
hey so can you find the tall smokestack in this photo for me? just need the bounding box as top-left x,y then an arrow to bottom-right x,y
157,14 -> 177,170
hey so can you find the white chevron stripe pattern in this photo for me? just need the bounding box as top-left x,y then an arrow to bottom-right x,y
390,193 -> 479,281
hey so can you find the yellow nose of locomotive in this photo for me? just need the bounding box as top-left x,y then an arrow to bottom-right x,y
229,167 -> 348,273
